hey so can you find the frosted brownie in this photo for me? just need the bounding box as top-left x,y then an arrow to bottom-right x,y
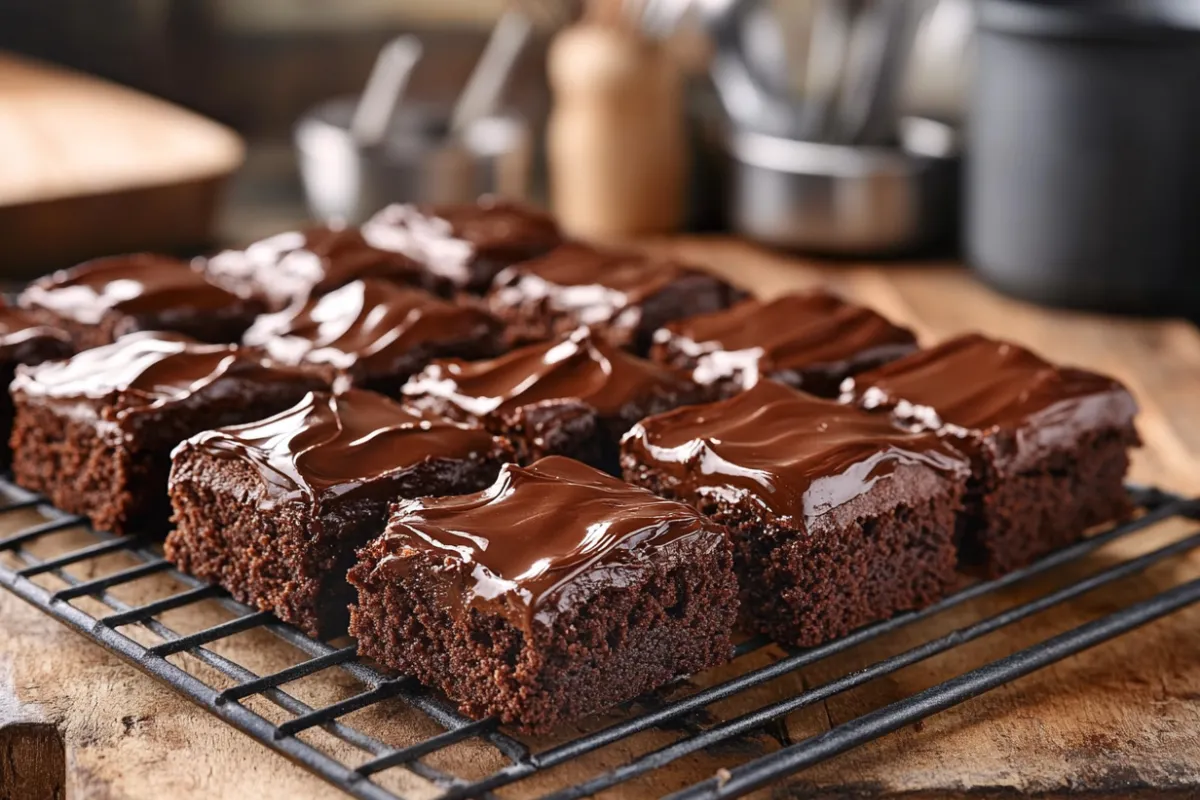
486,242 -> 745,353
0,302 -> 73,469
19,253 -> 263,349
242,278 -> 504,396
402,326 -> 707,474
10,333 -> 325,534
166,389 -> 512,637
841,334 -> 1140,575
348,456 -> 737,732
651,291 -> 916,397
622,380 -> 970,647
362,198 -> 562,293
202,225 -> 444,311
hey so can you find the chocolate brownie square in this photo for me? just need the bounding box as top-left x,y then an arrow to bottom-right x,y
840,333 -> 1140,576
402,326 -> 708,474
18,253 -> 264,349
362,198 -> 562,293
651,291 -> 917,398
166,389 -> 512,637
348,456 -> 738,733
486,242 -> 746,353
241,278 -> 505,397
0,302 -> 73,470
622,379 -> 970,647
10,332 -> 326,535
202,225 -> 445,311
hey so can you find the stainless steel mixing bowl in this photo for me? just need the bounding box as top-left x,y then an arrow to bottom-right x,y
727,116 -> 959,255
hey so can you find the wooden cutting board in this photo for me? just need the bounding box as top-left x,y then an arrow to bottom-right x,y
0,53 -> 244,276
3,243 -> 1200,799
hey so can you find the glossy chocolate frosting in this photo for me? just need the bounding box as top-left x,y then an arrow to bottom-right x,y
363,198 -> 561,291
371,456 -> 720,630
655,292 -> 916,392
243,279 -> 500,377
489,243 -> 689,319
623,379 -> 969,523
11,332 -> 315,426
402,326 -> 695,419
840,334 -> 1139,456
20,253 -> 244,324
203,226 -> 429,308
179,389 -> 505,507
0,302 -> 71,361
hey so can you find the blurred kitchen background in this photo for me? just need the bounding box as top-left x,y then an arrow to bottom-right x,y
1,0 -> 1198,317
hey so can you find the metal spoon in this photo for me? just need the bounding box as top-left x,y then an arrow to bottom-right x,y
448,10 -> 535,137
797,0 -> 856,141
832,0 -> 919,145
349,35 -> 423,147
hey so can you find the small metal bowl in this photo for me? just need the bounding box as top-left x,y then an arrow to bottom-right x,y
727,118 -> 960,256
294,98 -> 533,225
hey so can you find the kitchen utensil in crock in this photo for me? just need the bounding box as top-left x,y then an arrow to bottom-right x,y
295,100 -> 532,225
727,116 -> 959,255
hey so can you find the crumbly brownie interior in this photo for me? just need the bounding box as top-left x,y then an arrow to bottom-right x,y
627,462 -> 961,645
962,427 -> 1137,576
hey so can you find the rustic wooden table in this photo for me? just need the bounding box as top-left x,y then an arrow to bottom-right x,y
3,240 -> 1200,799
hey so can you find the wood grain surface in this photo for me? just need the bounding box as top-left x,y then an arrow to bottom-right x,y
2,241 -> 1199,799
0,54 -> 244,274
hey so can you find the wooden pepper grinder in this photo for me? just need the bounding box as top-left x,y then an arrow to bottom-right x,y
547,3 -> 688,240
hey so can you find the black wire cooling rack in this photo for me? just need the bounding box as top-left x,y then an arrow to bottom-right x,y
2,478 -> 1199,800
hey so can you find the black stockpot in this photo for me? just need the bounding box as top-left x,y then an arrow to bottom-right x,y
968,0 -> 1200,316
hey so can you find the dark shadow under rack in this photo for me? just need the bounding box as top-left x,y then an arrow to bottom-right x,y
1,478 -> 1198,800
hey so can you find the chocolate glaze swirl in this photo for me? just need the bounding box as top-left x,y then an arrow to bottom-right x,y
243,279 -> 500,377
654,292 -> 916,393
402,326 -> 696,419
11,332 -> 319,428
486,243 -> 745,352
0,302 -> 71,362
203,226 -> 430,308
19,253 -> 244,324
490,243 -> 688,318
178,389 -> 506,507
371,456 -> 722,630
840,334 -> 1139,468
623,379 -> 969,522
363,198 -> 561,292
